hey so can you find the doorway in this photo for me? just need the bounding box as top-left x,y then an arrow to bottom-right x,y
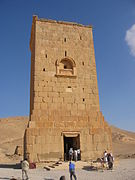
63,134 -> 80,161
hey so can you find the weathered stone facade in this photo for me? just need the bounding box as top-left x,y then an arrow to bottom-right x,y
24,15 -> 112,162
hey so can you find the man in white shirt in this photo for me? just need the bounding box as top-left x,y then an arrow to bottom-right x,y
21,158 -> 29,180
103,151 -> 108,168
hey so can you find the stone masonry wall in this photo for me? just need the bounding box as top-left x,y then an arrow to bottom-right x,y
24,16 -> 112,162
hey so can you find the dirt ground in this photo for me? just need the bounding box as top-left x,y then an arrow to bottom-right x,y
0,159 -> 135,180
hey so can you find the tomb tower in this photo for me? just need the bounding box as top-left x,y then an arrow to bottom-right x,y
24,15 -> 112,162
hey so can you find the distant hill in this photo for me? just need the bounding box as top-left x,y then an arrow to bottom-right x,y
0,117 -> 135,163
0,116 -> 28,163
111,125 -> 135,158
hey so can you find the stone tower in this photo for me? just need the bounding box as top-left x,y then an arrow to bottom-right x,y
24,15 -> 112,162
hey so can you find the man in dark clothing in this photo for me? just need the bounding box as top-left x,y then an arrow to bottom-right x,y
69,161 -> 77,180
107,153 -> 114,170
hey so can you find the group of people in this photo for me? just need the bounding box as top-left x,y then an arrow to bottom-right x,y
21,158 -> 77,180
101,150 -> 114,170
21,150 -> 114,180
69,148 -> 80,161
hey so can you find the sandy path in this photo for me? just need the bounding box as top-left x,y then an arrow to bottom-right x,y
0,159 -> 135,180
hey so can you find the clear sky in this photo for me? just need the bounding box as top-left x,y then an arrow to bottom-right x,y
0,0 -> 135,132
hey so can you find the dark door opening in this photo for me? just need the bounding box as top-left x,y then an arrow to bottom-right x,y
64,135 -> 80,161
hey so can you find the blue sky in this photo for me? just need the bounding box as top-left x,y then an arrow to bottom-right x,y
0,0 -> 135,131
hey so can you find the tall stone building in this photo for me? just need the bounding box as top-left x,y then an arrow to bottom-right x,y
24,15 -> 112,162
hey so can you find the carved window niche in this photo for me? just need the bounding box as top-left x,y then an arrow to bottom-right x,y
56,57 -> 76,77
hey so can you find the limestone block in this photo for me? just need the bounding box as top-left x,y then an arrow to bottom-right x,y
27,128 -> 39,136
26,145 -> 33,154
53,97 -> 63,103
62,110 -> 71,116
42,97 -> 53,103
63,97 -> 74,103
40,103 -> 47,109
33,103 -> 40,110
78,104 -> 85,110
45,121 -> 54,128
48,92 -> 59,97
54,121 -> 65,128
66,103 -> 72,110
43,86 -> 53,92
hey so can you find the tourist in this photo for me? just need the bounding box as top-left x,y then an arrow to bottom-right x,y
74,150 -> 78,161
107,153 -> 114,170
69,161 -> 77,180
69,148 -> 73,161
103,150 -> 108,168
110,152 -> 114,161
77,149 -> 80,160
21,158 -> 29,180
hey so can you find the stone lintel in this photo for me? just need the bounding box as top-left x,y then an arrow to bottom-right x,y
61,131 -> 80,137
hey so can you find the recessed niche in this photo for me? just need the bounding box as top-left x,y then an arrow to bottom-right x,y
55,57 -> 76,77
66,86 -> 72,92
43,68 -> 46,72
83,88 -> 84,92
80,36 -> 82,40
65,51 -> 67,57
83,98 -> 85,102
64,38 -> 66,42
82,62 -> 84,65
45,54 -> 47,58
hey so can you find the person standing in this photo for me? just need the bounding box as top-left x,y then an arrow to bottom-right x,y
103,150 -> 108,168
21,158 -> 29,180
77,149 -> 80,160
107,153 -> 114,170
69,161 -> 77,180
69,148 -> 73,161
74,150 -> 78,162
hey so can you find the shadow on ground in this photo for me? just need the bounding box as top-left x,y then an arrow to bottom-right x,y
82,165 -> 98,171
0,163 -> 21,169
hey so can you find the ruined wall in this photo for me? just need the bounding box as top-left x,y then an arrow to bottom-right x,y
24,16 -> 112,162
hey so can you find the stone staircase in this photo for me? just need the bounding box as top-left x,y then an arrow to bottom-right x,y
41,161 -> 91,171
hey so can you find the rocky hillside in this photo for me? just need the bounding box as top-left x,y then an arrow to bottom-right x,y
0,116 -> 28,163
111,125 -> 135,158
